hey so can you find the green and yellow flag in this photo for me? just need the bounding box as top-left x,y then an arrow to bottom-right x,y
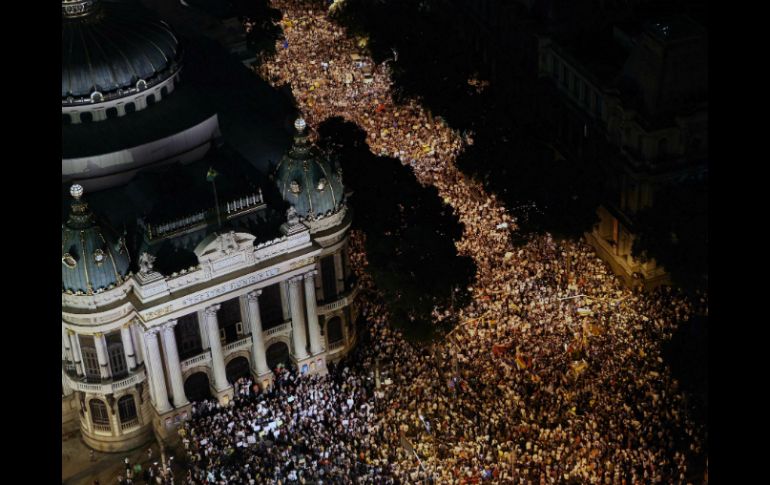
206,167 -> 218,182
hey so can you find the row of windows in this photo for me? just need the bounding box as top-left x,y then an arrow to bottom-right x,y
62,85 -> 169,124
89,394 -> 137,426
548,53 -> 602,116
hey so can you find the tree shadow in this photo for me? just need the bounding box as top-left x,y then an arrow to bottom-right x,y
318,118 -> 476,344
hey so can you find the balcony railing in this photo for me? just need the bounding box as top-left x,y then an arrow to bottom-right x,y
327,340 -> 345,352
92,422 -> 112,434
318,284 -> 359,314
120,418 -> 140,432
223,336 -> 253,356
264,322 -> 291,338
181,351 -> 212,372
63,367 -> 147,395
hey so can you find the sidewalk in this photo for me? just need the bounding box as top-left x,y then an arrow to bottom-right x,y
62,436 -> 166,485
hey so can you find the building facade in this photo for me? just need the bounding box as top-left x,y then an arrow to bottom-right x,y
62,0 -> 358,452
536,16 -> 708,288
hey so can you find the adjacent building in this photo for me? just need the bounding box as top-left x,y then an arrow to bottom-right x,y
536,15 -> 708,288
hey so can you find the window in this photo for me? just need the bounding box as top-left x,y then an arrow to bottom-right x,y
62,113 -> 71,125
259,283 -> 283,328
146,94 -> 156,106
219,298 -> 242,343
79,335 -> 100,381
89,399 -> 110,426
321,255 -> 337,301
80,111 -> 93,123
118,395 -> 137,423
341,245 -> 352,281
175,313 -> 202,360
326,317 -> 343,345
107,333 -> 127,378
161,86 -> 168,97
125,102 -> 136,114
106,107 -> 118,119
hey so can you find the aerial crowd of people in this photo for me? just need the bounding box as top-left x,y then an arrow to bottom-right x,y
174,1 -> 708,483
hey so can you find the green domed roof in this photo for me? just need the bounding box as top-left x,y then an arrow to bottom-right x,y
273,119 -> 345,219
62,184 -> 130,295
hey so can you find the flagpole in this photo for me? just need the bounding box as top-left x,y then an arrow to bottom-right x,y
212,180 -> 222,228
208,167 -> 222,228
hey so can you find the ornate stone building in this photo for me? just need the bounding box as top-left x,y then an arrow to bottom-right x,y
62,0 -> 358,452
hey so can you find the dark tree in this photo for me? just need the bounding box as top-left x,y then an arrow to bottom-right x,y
632,178 -> 708,292
318,118 -> 475,343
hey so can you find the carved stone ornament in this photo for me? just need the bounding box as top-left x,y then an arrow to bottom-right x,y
287,206 -> 299,225
138,252 -> 156,274
219,231 -> 238,253
62,253 -> 77,269
93,248 -> 105,266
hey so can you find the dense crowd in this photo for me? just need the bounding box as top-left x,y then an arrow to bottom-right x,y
177,1 -> 709,483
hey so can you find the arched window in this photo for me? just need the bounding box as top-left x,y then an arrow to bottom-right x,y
89,399 -> 110,431
146,94 -> 156,106
80,111 -> 94,123
125,102 -> 136,114
326,317 -> 343,345
79,335 -> 101,381
107,333 -> 127,378
106,107 -> 118,119
160,86 -> 169,97
118,395 -> 137,424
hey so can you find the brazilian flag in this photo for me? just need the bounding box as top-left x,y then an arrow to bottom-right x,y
206,167 -> 218,182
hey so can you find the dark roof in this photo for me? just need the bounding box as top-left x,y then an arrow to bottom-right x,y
274,122 -> 345,219
61,82 -> 215,159
62,191 -> 131,294
66,146 -> 284,274
62,0 -> 181,99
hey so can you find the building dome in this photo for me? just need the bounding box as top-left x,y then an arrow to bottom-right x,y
62,0 -> 181,104
273,118 -> 345,219
62,184 -> 130,294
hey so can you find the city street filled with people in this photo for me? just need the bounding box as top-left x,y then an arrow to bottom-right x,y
177,1 -> 707,483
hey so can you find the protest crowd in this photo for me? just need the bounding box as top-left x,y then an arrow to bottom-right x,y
175,1 -> 708,483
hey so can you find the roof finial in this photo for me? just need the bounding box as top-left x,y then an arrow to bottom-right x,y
70,183 -> 84,200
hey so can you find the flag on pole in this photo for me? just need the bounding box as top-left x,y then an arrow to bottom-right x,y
206,167 -> 218,182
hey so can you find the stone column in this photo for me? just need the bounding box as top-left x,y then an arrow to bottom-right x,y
334,251 -> 345,294
62,326 -> 74,365
280,281 -> 290,321
304,272 -> 324,355
131,323 -> 144,365
120,323 -> 137,371
94,333 -> 110,379
62,370 -> 73,396
203,305 -> 230,392
197,310 -> 210,350
160,321 -> 189,407
247,290 -> 270,375
68,331 -> 84,376
288,276 -> 309,360
142,328 -> 172,414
